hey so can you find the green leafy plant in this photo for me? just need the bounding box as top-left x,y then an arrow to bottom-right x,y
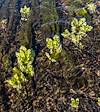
7,67 -> 26,91
45,35 -> 62,62
6,46 -> 35,91
75,8 -> 88,16
87,3 -> 96,12
20,5 -> 31,21
62,18 -> 93,48
71,98 -> 79,109
16,46 -> 35,77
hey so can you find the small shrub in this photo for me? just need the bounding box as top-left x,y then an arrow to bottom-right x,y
16,46 -> 35,77
6,67 -> 26,91
62,18 -> 93,48
45,35 -> 62,62
6,46 -> 35,91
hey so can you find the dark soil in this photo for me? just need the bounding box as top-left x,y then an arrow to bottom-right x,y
0,0 -> 100,112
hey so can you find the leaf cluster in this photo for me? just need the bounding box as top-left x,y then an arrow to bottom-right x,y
45,35 -> 62,62
87,3 -> 96,12
7,67 -> 26,90
71,98 -> 79,109
62,18 -> 92,48
6,46 -> 35,91
16,46 -> 35,77
20,5 -> 31,21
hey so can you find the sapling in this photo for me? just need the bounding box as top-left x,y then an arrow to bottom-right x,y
6,46 -> 35,91
62,18 -> 93,48
45,35 -> 62,62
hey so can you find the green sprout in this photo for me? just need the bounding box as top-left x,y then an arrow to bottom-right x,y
6,46 -> 35,91
45,35 -> 62,62
62,18 -> 93,48
20,5 -> 31,21
87,3 -> 96,12
75,8 -> 88,16
71,98 -> 79,109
